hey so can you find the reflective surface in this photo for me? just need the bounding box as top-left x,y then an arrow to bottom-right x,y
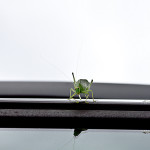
0,129 -> 150,150
1,98 -> 150,105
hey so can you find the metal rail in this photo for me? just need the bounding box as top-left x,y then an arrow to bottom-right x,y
0,98 -> 150,105
0,82 -> 150,129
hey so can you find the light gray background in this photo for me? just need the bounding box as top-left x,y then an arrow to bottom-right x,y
0,129 -> 150,150
0,0 -> 150,84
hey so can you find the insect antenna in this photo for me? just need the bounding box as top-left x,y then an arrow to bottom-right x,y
56,136 -> 74,150
72,129 -> 88,150
75,40 -> 83,79
39,53 -> 71,80
73,136 -> 76,150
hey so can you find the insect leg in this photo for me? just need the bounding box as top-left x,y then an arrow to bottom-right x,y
70,92 -> 76,99
87,90 -> 96,102
70,88 -> 75,97
69,91 -> 80,103
85,93 -> 89,103
79,94 -> 82,100
68,88 -> 76,100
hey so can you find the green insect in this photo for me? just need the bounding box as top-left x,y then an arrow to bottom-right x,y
69,72 -> 95,102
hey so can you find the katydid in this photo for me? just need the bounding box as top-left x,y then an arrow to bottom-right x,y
69,72 -> 95,103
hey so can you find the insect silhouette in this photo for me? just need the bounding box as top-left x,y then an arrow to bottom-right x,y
57,128 -> 88,150
68,72 -> 95,103
73,128 -> 88,137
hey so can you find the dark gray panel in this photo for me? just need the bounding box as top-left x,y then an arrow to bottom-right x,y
0,82 -> 150,99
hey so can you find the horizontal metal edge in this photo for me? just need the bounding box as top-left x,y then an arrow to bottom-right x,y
0,128 -> 149,133
0,98 -> 150,105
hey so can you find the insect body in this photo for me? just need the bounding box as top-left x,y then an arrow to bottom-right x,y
69,72 -> 95,102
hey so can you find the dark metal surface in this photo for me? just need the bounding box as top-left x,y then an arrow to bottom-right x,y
0,100 -> 149,129
0,82 -> 150,129
0,81 -> 150,99
0,108 -> 149,129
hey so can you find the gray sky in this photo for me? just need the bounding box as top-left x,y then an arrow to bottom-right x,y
0,0 -> 150,84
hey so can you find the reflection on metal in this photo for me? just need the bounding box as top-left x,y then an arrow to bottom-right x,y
142,130 -> 150,134
0,98 -> 150,105
73,128 -> 88,137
